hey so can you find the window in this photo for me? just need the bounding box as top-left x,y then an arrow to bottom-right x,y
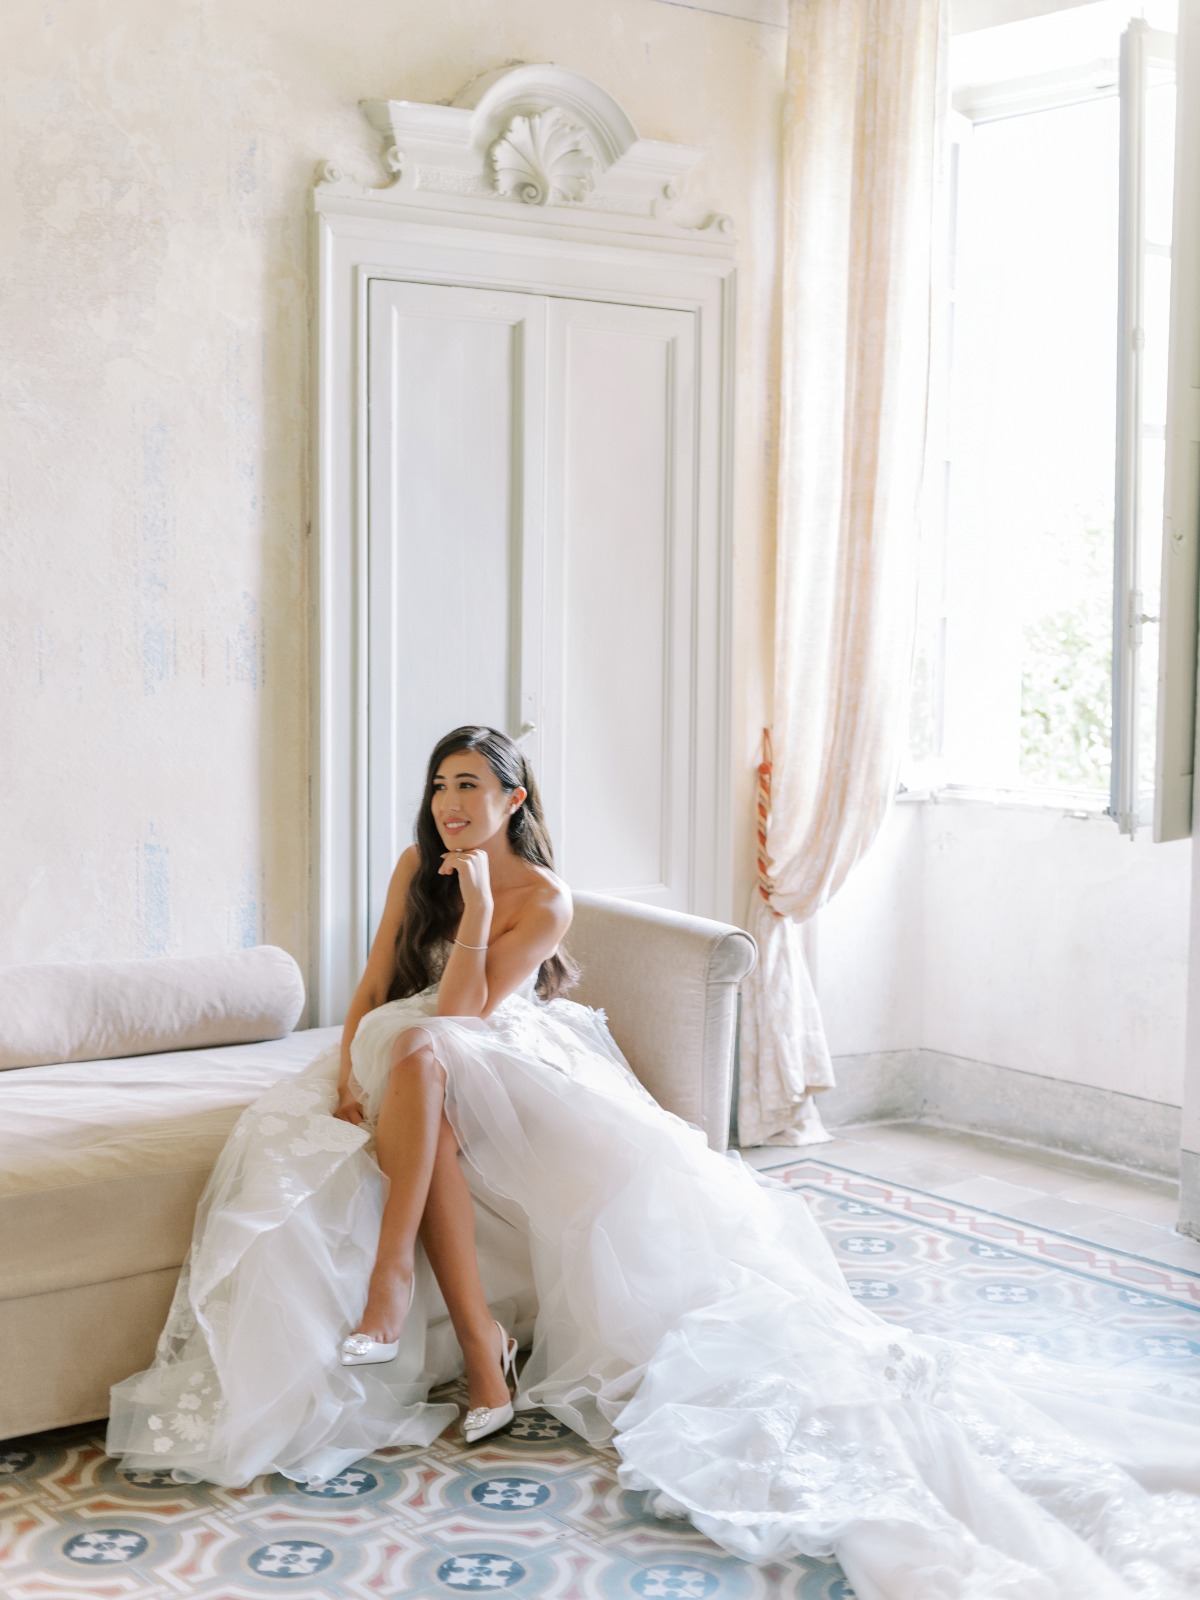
906,1 -> 1178,832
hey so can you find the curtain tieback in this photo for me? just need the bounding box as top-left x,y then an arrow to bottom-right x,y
756,727 -> 783,917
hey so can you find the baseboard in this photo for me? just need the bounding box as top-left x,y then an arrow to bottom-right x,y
822,1049 -> 1183,1178
815,1049 -> 926,1127
1181,1147 -> 1200,1238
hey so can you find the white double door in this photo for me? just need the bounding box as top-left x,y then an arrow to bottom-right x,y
365,277 -> 700,933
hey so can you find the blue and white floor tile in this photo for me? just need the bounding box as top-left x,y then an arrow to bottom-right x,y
4,1123 -> 1200,1600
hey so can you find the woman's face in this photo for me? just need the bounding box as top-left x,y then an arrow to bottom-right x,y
430,748 -> 524,851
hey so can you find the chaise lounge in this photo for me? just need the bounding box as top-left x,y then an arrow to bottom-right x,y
0,892 -> 755,1443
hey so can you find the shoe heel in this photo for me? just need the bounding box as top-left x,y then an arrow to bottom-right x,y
499,1326 -> 518,1385
459,1322 -> 519,1444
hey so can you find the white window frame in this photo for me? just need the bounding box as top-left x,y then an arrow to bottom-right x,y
910,17 -> 1176,822
1112,22 -> 1176,835
1152,2 -> 1198,844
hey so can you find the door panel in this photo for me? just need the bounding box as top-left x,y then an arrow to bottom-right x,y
543,299 -> 697,906
366,280 -> 545,931
365,282 -> 698,931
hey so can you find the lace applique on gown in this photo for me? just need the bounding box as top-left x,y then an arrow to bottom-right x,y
108,976 -> 1200,1600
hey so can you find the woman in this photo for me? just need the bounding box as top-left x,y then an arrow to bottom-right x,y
329,723 -> 573,1440
109,727 -> 1200,1600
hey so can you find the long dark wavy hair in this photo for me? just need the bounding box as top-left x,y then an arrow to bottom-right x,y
389,726 -> 577,1003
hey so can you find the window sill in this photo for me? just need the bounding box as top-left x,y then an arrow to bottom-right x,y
897,782 -> 1112,819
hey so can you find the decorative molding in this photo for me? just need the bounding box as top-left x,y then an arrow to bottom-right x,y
651,0 -> 787,25
489,109 -> 596,206
411,166 -> 489,199
461,64 -> 637,167
328,63 -> 734,241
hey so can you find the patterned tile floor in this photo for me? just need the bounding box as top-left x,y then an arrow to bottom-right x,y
4,1122 -> 1199,1600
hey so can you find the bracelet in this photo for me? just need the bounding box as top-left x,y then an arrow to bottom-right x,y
453,938 -> 489,950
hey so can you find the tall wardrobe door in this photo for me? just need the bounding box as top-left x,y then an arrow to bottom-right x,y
542,299 -> 698,908
365,280 -> 546,929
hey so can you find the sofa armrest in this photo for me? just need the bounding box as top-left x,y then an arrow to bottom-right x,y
566,893 -> 756,1152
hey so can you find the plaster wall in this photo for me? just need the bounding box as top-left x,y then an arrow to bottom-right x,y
817,800 -> 1192,1108
809,802 -> 925,1056
0,1 -> 785,976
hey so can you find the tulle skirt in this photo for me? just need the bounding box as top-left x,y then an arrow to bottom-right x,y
108,987 -> 1200,1600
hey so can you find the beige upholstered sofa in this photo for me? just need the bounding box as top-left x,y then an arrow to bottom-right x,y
0,892 -> 755,1443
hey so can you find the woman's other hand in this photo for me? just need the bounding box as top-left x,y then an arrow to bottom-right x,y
333,1087 -> 365,1125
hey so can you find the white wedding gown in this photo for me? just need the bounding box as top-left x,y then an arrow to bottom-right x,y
107,973 -> 1200,1600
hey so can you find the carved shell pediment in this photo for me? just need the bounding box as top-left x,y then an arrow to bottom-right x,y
489,109 -> 595,206
339,66 -> 735,244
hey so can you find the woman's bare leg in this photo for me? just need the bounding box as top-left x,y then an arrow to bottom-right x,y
420,1116 -> 512,1411
355,1029 -> 445,1342
355,1028 -> 511,1410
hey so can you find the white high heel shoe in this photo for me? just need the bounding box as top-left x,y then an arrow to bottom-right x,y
339,1279 -> 414,1367
461,1321 -> 519,1444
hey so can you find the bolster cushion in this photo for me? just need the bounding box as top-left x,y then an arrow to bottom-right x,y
0,946 -> 306,1070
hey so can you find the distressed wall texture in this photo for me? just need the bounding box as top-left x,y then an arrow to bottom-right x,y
1,1 -> 784,977
817,800 -> 1192,1107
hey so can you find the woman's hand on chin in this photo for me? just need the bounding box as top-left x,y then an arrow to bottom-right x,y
439,846 -> 492,905
333,1088 -> 365,1125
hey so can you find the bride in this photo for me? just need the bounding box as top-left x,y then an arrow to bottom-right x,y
108,726 -> 1200,1600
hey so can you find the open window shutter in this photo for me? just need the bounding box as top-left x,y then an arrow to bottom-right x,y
1154,7 -> 1200,843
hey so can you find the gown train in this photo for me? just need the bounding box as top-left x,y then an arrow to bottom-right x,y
107,979 -> 1200,1600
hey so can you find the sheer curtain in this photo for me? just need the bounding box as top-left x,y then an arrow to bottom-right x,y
739,0 -> 946,1148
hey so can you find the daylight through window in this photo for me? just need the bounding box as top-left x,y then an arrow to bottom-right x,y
907,2 -> 1178,829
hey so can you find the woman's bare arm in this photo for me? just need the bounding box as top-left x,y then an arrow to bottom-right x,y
334,847 -> 418,1117
437,881 -> 571,1019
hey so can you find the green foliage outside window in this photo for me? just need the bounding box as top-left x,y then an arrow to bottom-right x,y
1019,516 -> 1112,793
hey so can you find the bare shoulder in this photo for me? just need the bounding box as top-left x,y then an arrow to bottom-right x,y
519,863 -> 572,935
392,844 -> 419,884
384,846 -> 420,910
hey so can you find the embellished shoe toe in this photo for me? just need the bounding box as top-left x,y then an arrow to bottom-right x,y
339,1332 -> 400,1367
462,1400 -> 515,1444
340,1280 -> 414,1367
